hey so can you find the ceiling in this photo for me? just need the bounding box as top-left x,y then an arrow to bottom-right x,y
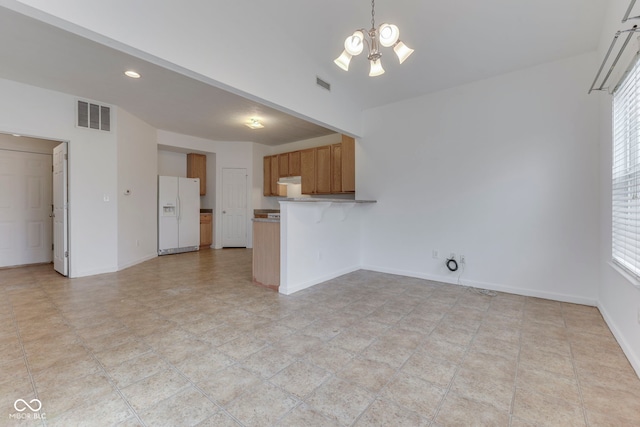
0,1 -> 609,146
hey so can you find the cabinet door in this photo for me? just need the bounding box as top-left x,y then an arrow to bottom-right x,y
316,145 -> 332,194
263,156 -> 271,196
187,153 -> 207,195
270,155 -> 279,195
289,151 -> 301,176
278,153 -> 289,177
199,214 -> 212,247
341,136 -> 355,192
301,148 -> 316,194
331,144 -> 342,193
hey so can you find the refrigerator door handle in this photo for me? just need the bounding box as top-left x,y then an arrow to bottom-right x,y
177,196 -> 181,221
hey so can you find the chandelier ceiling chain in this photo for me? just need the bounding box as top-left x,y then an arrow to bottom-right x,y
334,0 -> 414,77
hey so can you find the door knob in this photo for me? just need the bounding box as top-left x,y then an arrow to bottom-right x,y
49,213 -> 55,218
223,210 -> 227,214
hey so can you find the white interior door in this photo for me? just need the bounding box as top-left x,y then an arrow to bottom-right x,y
222,168 -> 247,247
53,142 -> 68,276
0,149 -> 53,267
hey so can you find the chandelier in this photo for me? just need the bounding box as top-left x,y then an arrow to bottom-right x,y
334,0 -> 414,77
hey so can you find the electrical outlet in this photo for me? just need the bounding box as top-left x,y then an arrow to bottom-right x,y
432,250 -> 439,259
460,255 -> 465,264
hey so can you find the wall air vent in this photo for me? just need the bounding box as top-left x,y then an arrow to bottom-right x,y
316,76 -> 331,91
77,100 -> 111,131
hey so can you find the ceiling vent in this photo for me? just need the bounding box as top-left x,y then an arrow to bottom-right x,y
77,100 -> 111,131
316,76 -> 331,91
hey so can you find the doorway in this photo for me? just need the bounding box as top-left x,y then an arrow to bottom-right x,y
0,133 -> 68,274
221,168 -> 248,247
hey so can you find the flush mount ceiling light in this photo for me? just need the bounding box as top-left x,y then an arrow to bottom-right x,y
245,118 -> 264,129
124,70 -> 141,79
334,0 -> 414,77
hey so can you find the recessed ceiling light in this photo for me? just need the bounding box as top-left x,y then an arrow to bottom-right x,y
124,70 -> 141,79
245,119 -> 264,129
12,134 -> 21,137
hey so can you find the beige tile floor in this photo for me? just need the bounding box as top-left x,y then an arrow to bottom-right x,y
2,249 -> 640,426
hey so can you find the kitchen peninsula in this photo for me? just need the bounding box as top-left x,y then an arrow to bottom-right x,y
252,198 -> 376,294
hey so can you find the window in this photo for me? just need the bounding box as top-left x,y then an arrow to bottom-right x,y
613,58 -> 640,278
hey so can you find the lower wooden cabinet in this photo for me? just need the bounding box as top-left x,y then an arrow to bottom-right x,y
199,213 -> 212,248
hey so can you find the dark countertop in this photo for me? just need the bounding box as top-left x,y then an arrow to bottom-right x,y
200,209 -> 213,213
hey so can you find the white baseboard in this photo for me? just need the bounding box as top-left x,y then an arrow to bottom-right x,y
360,265 -> 598,306
118,253 -> 158,271
280,265 -> 361,295
71,266 -> 117,278
597,302 -> 640,379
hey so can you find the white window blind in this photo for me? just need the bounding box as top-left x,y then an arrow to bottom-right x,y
613,58 -> 640,278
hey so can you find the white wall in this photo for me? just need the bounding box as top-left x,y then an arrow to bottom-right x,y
157,150 -> 186,177
279,201 -> 368,295
359,52 -> 601,305
0,78 -> 118,277
597,0 -> 640,377
6,0 -> 362,137
117,108 -> 158,270
157,131 -> 253,248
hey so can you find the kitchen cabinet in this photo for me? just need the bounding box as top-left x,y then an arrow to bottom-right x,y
263,135 -> 355,196
199,213 -> 212,248
270,155 -> 279,195
263,156 -> 271,196
252,220 -> 280,290
341,135 -> 355,192
289,151 -> 301,176
301,148 -> 316,194
315,145 -> 332,194
187,153 -> 206,195
331,144 -> 342,193
278,153 -> 289,178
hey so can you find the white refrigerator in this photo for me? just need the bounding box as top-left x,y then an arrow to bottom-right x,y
158,176 -> 200,255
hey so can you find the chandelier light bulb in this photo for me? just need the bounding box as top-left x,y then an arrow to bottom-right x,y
369,58 -> 385,77
378,23 -> 399,47
393,41 -> 414,64
334,50 -> 352,71
344,31 -> 365,55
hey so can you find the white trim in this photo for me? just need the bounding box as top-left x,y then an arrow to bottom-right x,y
608,260 -> 640,290
279,265 -> 361,295
360,265 -> 598,306
598,302 -> 640,379
72,266 -> 117,278
118,253 -> 158,271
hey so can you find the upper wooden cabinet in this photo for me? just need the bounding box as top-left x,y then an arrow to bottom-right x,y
289,151 -> 301,176
331,144 -> 342,193
315,145 -> 332,194
278,153 -> 289,178
301,148 -> 316,195
187,153 -> 206,195
263,135 -> 355,197
263,156 -> 271,196
270,155 -> 279,195
341,135 -> 355,192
